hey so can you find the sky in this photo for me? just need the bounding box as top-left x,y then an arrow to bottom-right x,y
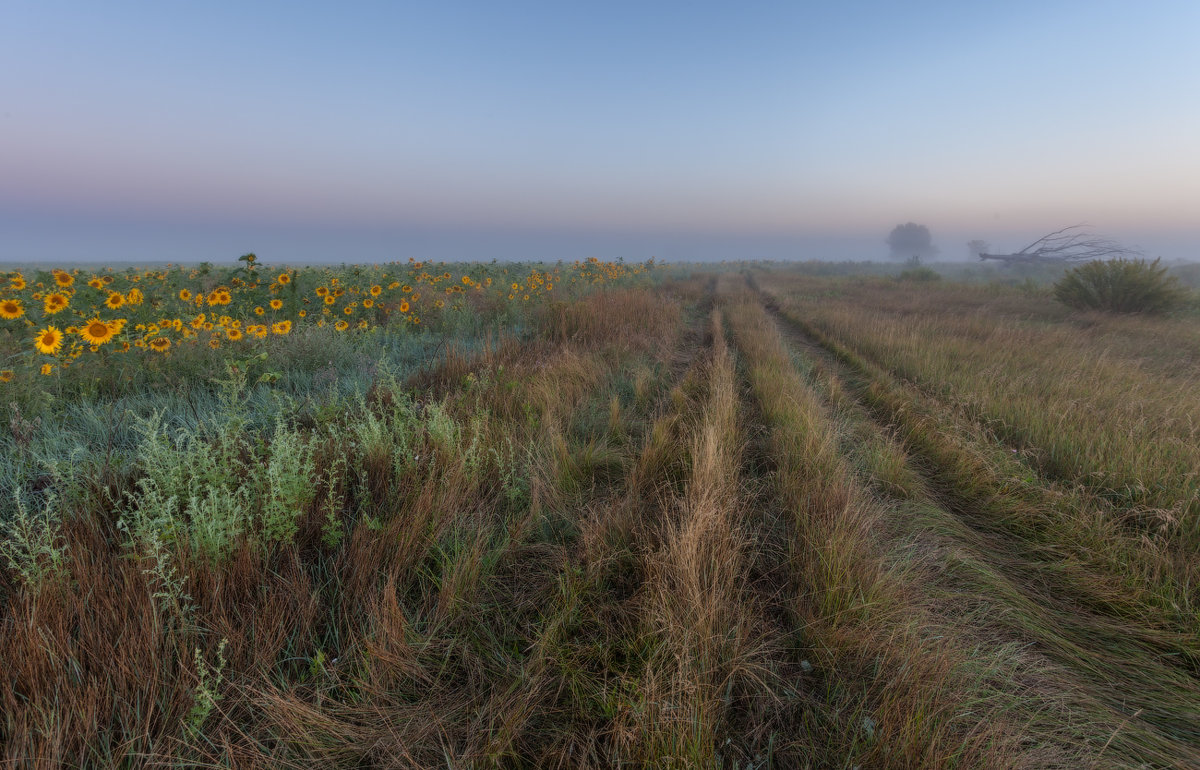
3,0 -> 1198,263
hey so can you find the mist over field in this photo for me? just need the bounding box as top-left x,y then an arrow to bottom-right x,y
4,2 -> 1198,264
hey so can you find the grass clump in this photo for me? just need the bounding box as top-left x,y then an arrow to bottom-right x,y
1054,257 -> 1186,313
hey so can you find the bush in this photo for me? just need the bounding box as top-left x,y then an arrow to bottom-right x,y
1053,257 -> 1187,314
898,265 -> 940,282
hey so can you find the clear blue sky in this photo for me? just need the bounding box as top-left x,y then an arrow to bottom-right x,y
3,0 -> 1198,262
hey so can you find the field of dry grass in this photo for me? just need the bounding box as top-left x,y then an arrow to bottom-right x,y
2,262 -> 1199,767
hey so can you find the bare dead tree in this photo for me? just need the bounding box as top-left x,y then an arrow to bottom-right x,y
979,225 -> 1141,264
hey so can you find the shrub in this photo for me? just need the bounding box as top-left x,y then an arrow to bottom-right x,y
1053,257 -> 1186,314
898,265 -> 940,282
897,255 -> 940,282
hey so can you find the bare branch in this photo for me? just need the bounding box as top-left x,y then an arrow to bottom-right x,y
979,225 -> 1141,264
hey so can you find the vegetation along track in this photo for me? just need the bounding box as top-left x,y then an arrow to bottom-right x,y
745,273 -> 1200,766
5,261 -> 1200,767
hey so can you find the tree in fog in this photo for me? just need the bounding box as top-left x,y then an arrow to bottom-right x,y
886,222 -> 937,260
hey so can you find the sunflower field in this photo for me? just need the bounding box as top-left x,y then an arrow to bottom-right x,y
0,255 -> 652,387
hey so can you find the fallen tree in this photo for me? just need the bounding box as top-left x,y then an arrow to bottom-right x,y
979,225 -> 1140,264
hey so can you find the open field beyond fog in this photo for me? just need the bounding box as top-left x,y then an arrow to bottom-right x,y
2,260 -> 1199,767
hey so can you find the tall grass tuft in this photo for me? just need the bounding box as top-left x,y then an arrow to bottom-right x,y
1054,257 -> 1187,313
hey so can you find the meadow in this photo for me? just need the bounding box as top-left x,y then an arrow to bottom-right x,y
1,258 -> 1199,767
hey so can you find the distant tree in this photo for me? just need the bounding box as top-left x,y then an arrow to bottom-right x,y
967,240 -> 990,259
886,223 -> 937,260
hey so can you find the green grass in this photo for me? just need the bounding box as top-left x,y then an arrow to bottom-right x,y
3,261 -> 1200,767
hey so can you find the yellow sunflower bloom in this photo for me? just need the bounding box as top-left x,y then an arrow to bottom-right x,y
40,364 -> 53,376
0,299 -> 24,319
370,285 -> 382,296
79,318 -> 117,345
0,370 -> 12,382
148,337 -> 171,353
43,293 -> 69,314
53,272 -> 74,288
35,326 -> 64,355
105,293 -> 125,310
271,320 -> 292,335
269,299 -> 283,310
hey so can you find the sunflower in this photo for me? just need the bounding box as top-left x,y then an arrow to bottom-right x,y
35,326 -> 64,355
40,364 -> 53,375
10,276 -> 26,290
88,278 -> 105,290
388,281 -> 400,290
208,338 -> 221,349
401,284 -> 412,293
298,310 -> 307,318
271,320 -> 292,335
255,306 -> 265,315
335,320 -> 349,331
362,298 -> 373,308
315,286 -> 329,297
269,298 -> 283,310
125,288 -> 144,305
434,299 -> 444,309
400,300 -> 410,313
461,275 -> 472,285
178,289 -> 192,301
53,272 -> 74,287
357,319 -> 368,329
324,295 -> 336,305
277,273 -> 291,285
43,293 -> 69,314
104,292 -> 125,310
226,327 -> 243,341
79,318 -> 117,345
0,370 -> 12,382
206,289 -> 231,306
148,337 -> 171,353
370,284 -> 382,296
0,299 -> 24,319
